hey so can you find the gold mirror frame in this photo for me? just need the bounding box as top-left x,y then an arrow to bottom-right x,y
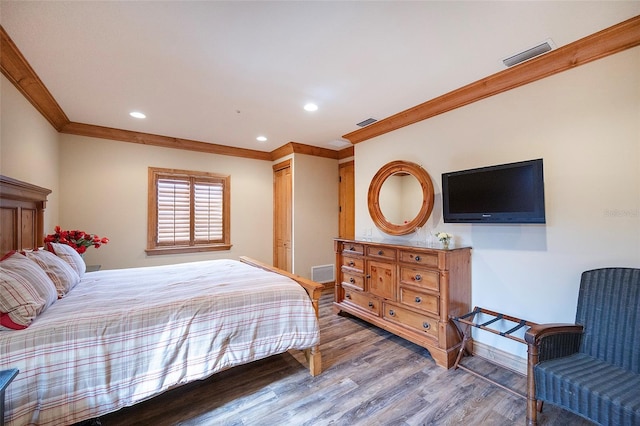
367,160 -> 435,236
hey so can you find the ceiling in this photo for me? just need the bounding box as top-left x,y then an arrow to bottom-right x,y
1,1 -> 639,153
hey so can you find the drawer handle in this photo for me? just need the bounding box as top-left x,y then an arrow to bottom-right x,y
414,255 -> 421,262
378,250 -> 384,255
349,246 -> 356,251
415,296 -> 422,303
348,261 -> 355,267
389,309 -> 395,317
368,302 -> 374,308
423,322 -> 431,330
349,277 -> 355,283
346,293 -> 351,299
415,274 -> 422,282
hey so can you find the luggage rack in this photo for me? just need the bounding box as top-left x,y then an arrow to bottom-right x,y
451,306 -> 537,399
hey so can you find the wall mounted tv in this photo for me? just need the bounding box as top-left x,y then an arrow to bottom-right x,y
442,159 -> 545,224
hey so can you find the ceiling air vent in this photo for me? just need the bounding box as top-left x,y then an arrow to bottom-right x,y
503,39 -> 555,67
356,117 -> 377,127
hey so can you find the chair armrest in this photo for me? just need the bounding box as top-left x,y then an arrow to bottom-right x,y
525,323 -> 584,363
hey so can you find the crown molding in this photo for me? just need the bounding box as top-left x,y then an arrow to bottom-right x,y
343,15 -> 640,144
270,142 -> 341,161
0,25 -> 69,131
61,121 -> 273,161
338,146 -> 354,160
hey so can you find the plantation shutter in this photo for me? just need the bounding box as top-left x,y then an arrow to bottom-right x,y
157,178 -> 190,244
149,167 -> 230,254
194,180 -> 224,243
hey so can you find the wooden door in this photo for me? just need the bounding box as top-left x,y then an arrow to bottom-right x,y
338,161 -> 355,239
368,260 -> 396,300
273,160 -> 292,272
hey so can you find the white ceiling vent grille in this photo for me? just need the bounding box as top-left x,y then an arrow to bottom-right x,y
356,117 -> 378,127
311,264 -> 335,284
503,39 -> 555,67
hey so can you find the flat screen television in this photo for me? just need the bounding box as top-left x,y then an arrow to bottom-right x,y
442,159 -> 545,224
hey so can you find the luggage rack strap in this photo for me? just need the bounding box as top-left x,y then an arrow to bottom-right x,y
452,307 -> 538,345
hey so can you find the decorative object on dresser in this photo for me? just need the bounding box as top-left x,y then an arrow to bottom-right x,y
334,238 -> 471,369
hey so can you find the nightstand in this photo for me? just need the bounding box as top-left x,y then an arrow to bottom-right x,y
85,265 -> 102,272
1,369 -> 18,426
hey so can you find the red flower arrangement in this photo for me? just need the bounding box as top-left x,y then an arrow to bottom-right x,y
44,226 -> 109,254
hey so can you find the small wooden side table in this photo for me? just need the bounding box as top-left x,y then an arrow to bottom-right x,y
0,369 -> 18,426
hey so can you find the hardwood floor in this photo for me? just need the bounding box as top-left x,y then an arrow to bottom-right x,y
99,290 -> 593,426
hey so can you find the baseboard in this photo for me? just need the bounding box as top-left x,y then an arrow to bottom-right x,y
472,341 -> 527,375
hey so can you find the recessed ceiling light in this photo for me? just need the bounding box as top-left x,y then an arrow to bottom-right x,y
256,136 -> 267,142
129,111 -> 146,119
304,103 -> 318,112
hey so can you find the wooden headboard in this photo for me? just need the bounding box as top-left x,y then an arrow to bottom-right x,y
0,175 -> 52,254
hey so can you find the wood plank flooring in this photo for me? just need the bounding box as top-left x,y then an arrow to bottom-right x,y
99,290 -> 593,426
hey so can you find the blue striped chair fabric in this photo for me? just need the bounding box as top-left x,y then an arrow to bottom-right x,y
533,268 -> 640,425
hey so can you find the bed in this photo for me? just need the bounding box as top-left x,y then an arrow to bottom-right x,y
0,175 -> 323,426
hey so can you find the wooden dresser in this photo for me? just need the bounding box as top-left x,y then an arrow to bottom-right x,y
334,238 -> 471,369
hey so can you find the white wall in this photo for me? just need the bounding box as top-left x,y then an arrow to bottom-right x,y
293,153 -> 339,280
0,74 -> 60,231
58,134 -> 274,270
355,47 -> 640,358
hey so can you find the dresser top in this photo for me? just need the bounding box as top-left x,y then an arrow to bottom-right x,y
335,238 -> 471,252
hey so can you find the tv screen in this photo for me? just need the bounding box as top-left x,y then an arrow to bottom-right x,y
442,159 -> 545,223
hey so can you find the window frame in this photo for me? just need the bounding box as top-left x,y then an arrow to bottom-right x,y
146,167 -> 231,255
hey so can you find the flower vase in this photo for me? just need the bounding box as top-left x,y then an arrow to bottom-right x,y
441,239 -> 450,249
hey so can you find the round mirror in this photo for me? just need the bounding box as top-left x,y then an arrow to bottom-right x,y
368,161 -> 435,236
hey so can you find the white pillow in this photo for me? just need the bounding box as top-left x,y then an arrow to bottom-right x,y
46,242 -> 87,278
25,249 -> 81,298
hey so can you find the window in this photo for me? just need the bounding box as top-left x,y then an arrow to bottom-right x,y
147,167 -> 230,255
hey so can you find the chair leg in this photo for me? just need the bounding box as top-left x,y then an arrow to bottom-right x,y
526,344 -> 539,425
527,398 -> 538,425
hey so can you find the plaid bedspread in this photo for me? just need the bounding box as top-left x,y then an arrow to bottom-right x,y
0,259 -> 319,425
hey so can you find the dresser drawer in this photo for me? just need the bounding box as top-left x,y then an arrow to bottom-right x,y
341,271 -> 364,291
400,250 -> 438,268
341,256 -> 364,272
366,246 -> 397,261
344,289 -> 381,316
399,287 -> 439,316
383,303 -> 439,340
342,243 -> 364,256
399,267 -> 439,291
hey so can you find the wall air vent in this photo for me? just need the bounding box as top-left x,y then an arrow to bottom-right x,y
503,39 -> 555,67
356,117 -> 377,127
311,264 -> 335,284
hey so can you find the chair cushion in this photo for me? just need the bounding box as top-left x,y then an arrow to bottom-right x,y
535,352 -> 640,426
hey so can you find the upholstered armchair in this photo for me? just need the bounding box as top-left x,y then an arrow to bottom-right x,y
525,268 -> 640,426
525,268 -> 640,425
